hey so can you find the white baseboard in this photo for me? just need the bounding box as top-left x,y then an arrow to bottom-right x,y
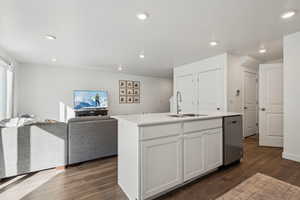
282,152 -> 300,163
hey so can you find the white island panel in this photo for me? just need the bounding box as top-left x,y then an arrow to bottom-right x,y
117,119 -> 140,200
113,112 -> 241,200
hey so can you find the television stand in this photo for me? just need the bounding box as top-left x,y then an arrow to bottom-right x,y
75,109 -> 108,117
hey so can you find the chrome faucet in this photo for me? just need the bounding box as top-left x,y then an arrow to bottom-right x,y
176,91 -> 182,114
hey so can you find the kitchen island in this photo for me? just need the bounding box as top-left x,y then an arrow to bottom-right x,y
113,112 -> 241,200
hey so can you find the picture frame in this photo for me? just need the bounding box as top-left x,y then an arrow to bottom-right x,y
127,88 -> 134,95
133,96 -> 140,104
133,81 -> 140,89
119,96 -> 126,104
119,80 -> 126,88
127,81 -> 133,88
127,96 -> 133,103
133,89 -> 140,95
120,88 -> 126,96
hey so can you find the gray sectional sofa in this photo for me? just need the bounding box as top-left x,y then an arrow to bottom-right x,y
68,116 -> 117,165
0,116 -> 118,179
0,123 -> 67,179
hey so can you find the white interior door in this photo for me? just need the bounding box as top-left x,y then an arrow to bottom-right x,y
197,69 -> 224,112
243,71 -> 258,137
259,64 -> 283,147
176,74 -> 195,113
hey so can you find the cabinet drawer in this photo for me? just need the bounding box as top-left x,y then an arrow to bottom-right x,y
183,118 -> 222,133
140,123 -> 182,140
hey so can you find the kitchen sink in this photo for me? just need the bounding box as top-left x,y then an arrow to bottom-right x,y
168,113 -> 208,118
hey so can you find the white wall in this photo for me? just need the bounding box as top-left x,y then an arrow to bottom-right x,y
0,66 -> 6,119
17,64 -> 173,121
283,31 -> 300,162
227,54 -> 242,112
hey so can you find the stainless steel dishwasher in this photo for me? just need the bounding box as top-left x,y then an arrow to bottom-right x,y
223,115 -> 243,166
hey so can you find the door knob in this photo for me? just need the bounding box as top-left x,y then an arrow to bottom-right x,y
261,108 -> 266,111
244,107 -> 248,109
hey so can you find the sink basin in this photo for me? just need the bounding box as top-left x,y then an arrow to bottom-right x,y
168,114 -> 185,118
168,113 -> 208,118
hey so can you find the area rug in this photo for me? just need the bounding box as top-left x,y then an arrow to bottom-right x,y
217,173 -> 300,200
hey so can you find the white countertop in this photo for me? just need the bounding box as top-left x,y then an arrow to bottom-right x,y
112,112 -> 242,126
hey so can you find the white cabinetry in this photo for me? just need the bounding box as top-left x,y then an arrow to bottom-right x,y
183,132 -> 205,181
174,54 -> 226,113
140,119 -> 223,199
183,129 -> 223,181
204,129 -> 223,171
117,116 -> 227,200
173,53 -> 257,114
141,136 -> 183,199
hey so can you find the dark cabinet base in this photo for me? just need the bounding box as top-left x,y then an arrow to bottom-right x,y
75,109 -> 108,117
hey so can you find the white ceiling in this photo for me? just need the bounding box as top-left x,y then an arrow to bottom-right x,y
1,0 -> 300,78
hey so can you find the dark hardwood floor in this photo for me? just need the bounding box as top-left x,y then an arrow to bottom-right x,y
1,135 -> 300,200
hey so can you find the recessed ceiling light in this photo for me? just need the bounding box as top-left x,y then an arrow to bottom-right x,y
209,41 -> 219,46
136,12 -> 149,21
51,58 -> 57,62
45,34 -> 56,40
139,53 -> 145,59
259,48 -> 267,54
281,10 -> 296,19
118,65 -> 123,71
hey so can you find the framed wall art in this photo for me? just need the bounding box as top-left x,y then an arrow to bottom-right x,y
119,80 -> 141,104
119,80 -> 126,88
119,96 -> 126,104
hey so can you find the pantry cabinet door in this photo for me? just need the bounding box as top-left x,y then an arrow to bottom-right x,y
176,74 -> 196,113
197,69 -> 224,112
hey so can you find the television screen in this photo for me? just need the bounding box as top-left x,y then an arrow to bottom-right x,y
74,90 -> 108,110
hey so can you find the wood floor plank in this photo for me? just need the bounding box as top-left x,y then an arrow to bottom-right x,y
1,135 -> 300,200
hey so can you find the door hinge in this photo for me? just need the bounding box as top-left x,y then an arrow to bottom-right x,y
256,123 -> 259,127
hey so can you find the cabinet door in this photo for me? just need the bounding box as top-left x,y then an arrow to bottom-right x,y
204,129 -> 223,171
197,69 -> 224,112
176,74 -> 196,113
141,136 -> 183,199
183,132 -> 205,181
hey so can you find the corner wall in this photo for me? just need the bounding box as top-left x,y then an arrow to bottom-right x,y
0,47 -> 19,118
17,64 -> 173,121
283,31 -> 300,162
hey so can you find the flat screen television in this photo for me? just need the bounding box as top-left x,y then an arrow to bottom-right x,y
73,90 -> 108,110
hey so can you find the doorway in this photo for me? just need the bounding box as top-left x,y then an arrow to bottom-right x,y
243,69 -> 258,138
259,64 -> 283,147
